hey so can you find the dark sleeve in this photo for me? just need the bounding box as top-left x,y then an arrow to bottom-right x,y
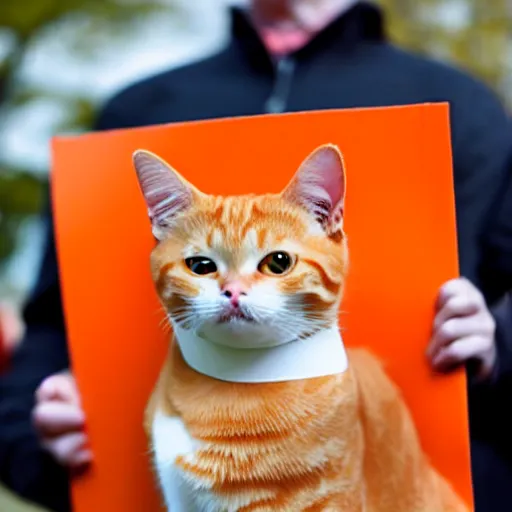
479,149 -> 512,303
485,161 -> 512,384
0,211 -> 71,512
468,294 -> 512,453
448,75 -> 512,384
448,74 -> 512,298
491,294 -> 512,383
0,98 -> 131,512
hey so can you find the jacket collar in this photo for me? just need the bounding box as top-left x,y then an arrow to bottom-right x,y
230,2 -> 386,70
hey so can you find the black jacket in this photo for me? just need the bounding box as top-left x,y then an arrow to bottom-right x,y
1,4 -> 512,511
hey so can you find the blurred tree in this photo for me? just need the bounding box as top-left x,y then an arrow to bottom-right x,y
378,0 -> 512,106
0,0 -> 169,271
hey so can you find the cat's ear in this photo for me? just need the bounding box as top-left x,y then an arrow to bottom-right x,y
133,150 -> 200,240
282,144 -> 346,235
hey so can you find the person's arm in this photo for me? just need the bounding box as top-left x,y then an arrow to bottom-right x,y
0,209 -> 72,512
490,294 -> 512,383
482,153 -> 512,383
480,159 -> 512,386
0,94 -> 135,511
447,71 -> 512,384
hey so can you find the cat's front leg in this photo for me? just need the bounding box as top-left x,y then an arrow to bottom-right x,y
151,411 -> 199,511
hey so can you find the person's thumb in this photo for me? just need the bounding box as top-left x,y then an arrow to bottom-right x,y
36,371 -> 80,405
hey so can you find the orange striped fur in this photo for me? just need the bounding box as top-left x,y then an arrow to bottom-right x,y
134,145 -> 468,511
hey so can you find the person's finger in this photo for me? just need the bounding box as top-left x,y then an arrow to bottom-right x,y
70,453 -> 94,477
427,315 -> 489,360
68,448 -> 93,469
42,432 -> 90,468
435,278 -> 469,310
435,277 -> 484,310
33,401 -> 85,437
431,335 -> 489,372
433,294 -> 481,331
36,372 -> 80,405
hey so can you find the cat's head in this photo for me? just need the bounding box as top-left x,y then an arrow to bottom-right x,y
133,144 -> 348,349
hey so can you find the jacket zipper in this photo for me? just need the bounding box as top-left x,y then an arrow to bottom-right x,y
264,56 -> 296,114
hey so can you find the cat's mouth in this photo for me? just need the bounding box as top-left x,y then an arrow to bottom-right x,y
217,309 -> 254,324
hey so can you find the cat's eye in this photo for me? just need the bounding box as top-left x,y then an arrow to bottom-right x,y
258,252 -> 294,276
185,257 -> 217,275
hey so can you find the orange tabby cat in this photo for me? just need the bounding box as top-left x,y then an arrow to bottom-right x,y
133,144 -> 469,512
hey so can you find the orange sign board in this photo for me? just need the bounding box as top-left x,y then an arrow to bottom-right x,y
52,104 -> 472,511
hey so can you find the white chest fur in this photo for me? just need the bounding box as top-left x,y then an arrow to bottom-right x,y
151,412 -> 209,512
151,326 -> 349,511
151,411 -> 276,512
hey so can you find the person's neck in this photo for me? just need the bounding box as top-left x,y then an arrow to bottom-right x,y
251,0 -> 358,55
173,323 -> 348,383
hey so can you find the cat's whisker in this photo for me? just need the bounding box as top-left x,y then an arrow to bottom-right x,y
159,314 -> 171,326
161,323 -> 172,334
251,304 -> 323,324
172,313 -> 194,323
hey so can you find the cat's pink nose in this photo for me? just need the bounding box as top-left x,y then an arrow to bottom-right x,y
221,282 -> 247,307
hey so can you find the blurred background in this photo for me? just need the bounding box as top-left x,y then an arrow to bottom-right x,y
0,0 -> 511,509
0,0 -> 511,367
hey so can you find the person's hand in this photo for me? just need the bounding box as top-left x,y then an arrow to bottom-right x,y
427,277 -> 496,381
32,371 -> 92,471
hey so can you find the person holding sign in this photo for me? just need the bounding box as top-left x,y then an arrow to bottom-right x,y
1,1 -> 512,511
